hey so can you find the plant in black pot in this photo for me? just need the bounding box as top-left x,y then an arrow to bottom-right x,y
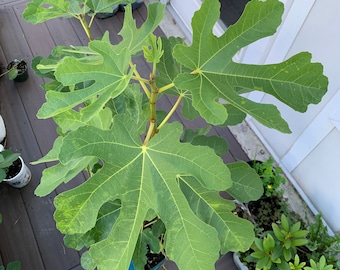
0,59 -> 29,82
95,0 -> 143,19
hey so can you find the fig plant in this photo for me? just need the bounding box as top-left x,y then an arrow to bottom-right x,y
22,0 -> 328,269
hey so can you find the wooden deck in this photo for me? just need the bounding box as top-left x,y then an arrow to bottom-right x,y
0,1 -> 248,269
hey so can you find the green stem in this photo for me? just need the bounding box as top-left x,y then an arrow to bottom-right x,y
149,83 -> 158,123
78,15 -> 93,41
131,76 -> 150,84
88,13 -> 95,28
152,62 -> 157,78
130,62 -> 151,98
143,75 -> 159,145
144,120 -> 156,145
158,82 -> 175,93
157,94 -> 183,131
143,216 -> 159,229
86,165 -> 93,178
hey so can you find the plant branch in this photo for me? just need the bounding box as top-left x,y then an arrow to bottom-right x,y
143,73 -> 160,145
152,62 -> 157,78
0,69 -> 10,78
143,216 -> 159,229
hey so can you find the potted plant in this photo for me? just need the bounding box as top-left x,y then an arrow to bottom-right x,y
0,59 -> 28,82
22,0 -> 328,269
233,159 -> 340,270
234,214 -> 339,270
96,0 -> 144,19
234,158 -> 288,232
6,59 -> 29,82
0,145 -> 31,188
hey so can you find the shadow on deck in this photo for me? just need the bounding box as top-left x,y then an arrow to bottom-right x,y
0,1 -> 248,269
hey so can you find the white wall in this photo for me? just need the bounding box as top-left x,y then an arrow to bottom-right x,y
292,129 -> 340,230
245,0 -> 340,232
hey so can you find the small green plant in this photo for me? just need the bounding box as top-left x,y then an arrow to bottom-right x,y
306,214 -> 340,268
289,254 -> 306,270
288,255 -> 335,270
238,213 -> 338,270
0,149 -> 20,182
250,157 -> 286,197
249,214 -> 309,270
0,261 -> 21,270
304,256 -> 334,270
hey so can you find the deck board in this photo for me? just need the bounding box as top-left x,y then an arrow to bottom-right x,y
0,2 -> 83,268
0,1 -> 246,269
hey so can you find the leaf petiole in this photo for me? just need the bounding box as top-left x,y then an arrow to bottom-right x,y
157,94 -> 183,131
143,119 -> 156,145
88,14 -> 95,28
158,82 -> 175,93
77,14 -> 93,41
131,76 -> 150,84
130,61 -> 151,98
37,64 -> 57,70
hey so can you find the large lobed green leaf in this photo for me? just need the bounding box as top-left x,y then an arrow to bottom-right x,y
173,0 -> 328,132
37,36 -> 133,122
52,114 -> 233,269
23,0 -> 133,24
23,0 -> 73,23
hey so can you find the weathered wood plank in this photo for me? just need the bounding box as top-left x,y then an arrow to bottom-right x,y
0,3 -> 82,269
0,184 -> 45,269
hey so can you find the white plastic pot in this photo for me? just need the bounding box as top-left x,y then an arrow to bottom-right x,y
4,156 -> 31,188
233,252 -> 249,270
0,115 -> 6,143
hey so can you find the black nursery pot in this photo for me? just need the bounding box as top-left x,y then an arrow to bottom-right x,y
7,59 -> 29,82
